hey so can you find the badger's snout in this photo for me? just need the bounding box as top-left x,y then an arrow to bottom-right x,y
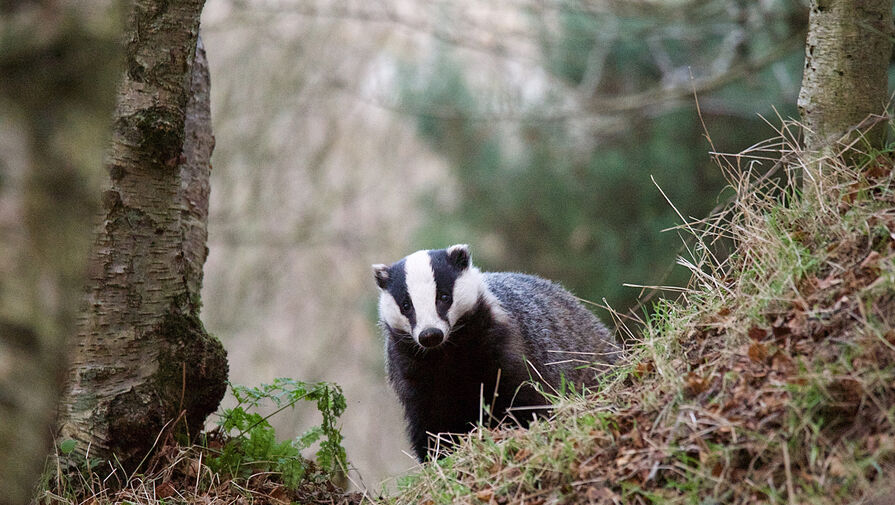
417,327 -> 444,347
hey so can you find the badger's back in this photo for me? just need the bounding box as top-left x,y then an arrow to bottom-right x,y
483,272 -> 618,389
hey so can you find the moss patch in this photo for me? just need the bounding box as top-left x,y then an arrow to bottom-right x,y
114,105 -> 185,169
155,310 -> 228,440
106,311 -> 227,471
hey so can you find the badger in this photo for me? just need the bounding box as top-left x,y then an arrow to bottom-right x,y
373,244 -> 619,461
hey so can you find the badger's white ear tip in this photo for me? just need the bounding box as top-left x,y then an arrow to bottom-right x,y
446,243 -> 472,269
373,263 -> 390,289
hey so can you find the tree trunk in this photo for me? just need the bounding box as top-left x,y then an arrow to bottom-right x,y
56,0 -> 228,471
798,0 -> 893,153
0,2 -> 124,503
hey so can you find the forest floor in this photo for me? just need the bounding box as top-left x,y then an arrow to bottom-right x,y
36,128 -> 895,504
381,128 -> 895,504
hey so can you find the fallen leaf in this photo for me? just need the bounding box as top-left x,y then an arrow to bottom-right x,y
860,250 -> 881,269
787,312 -> 808,336
635,361 -> 654,377
615,449 -> 637,467
770,351 -> 794,373
866,157 -> 891,178
684,372 -> 710,397
586,486 -> 619,502
185,458 -> 200,478
829,377 -> 863,403
577,461 -> 602,479
748,342 -> 768,363
748,326 -> 767,341
156,481 -> 176,499
269,486 -> 290,504
817,275 -> 842,289
772,323 -> 790,339
475,488 -> 494,502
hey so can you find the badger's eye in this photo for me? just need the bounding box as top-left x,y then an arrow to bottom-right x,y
401,299 -> 412,312
438,292 -> 451,303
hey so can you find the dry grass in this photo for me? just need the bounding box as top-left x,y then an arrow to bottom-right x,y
35,432 -> 362,505
380,122 -> 895,504
33,122 -> 895,504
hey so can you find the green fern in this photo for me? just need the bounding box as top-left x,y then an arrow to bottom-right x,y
209,378 -> 347,487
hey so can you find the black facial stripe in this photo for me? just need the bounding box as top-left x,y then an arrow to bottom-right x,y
405,304 -> 416,329
386,258 -> 416,329
428,249 -> 461,322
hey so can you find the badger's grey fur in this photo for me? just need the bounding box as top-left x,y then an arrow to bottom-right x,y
373,244 -> 619,461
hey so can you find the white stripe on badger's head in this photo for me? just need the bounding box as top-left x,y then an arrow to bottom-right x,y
404,250 -> 448,341
373,244 -> 490,347
443,245 -> 508,326
447,261 -> 483,325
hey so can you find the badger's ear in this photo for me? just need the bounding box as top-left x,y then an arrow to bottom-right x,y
372,264 -> 390,289
446,244 -> 470,270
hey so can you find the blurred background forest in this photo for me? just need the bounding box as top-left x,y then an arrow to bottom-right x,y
199,0 -> 807,486
0,0 -> 815,491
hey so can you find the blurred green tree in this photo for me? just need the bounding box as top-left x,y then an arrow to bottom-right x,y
0,1 -> 124,501
400,1 -> 808,312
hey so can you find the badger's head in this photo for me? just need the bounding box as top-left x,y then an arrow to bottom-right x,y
373,244 -> 484,348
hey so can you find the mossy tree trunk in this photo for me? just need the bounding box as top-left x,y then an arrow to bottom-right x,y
56,0 -> 228,471
797,0 -> 893,153
0,2 -> 124,503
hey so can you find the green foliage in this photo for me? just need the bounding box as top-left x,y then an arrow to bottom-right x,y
209,378 -> 347,487
400,5 -> 804,311
58,439 -> 78,455
34,379 -> 349,503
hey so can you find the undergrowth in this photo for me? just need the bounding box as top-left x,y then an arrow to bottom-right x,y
211,378 -> 348,486
36,379 -> 357,505
382,121 -> 895,504
32,121 -> 895,505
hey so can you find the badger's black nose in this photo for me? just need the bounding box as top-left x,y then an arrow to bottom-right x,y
418,328 -> 444,347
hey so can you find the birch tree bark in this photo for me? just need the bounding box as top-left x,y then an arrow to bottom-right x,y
56,0 -> 228,470
797,0 -> 893,153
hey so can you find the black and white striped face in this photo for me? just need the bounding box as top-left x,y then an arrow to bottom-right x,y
373,244 -> 483,348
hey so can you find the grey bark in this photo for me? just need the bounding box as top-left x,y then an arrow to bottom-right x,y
798,0 -> 893,152
56,0 -> 228,471
0,2 -> 124,503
